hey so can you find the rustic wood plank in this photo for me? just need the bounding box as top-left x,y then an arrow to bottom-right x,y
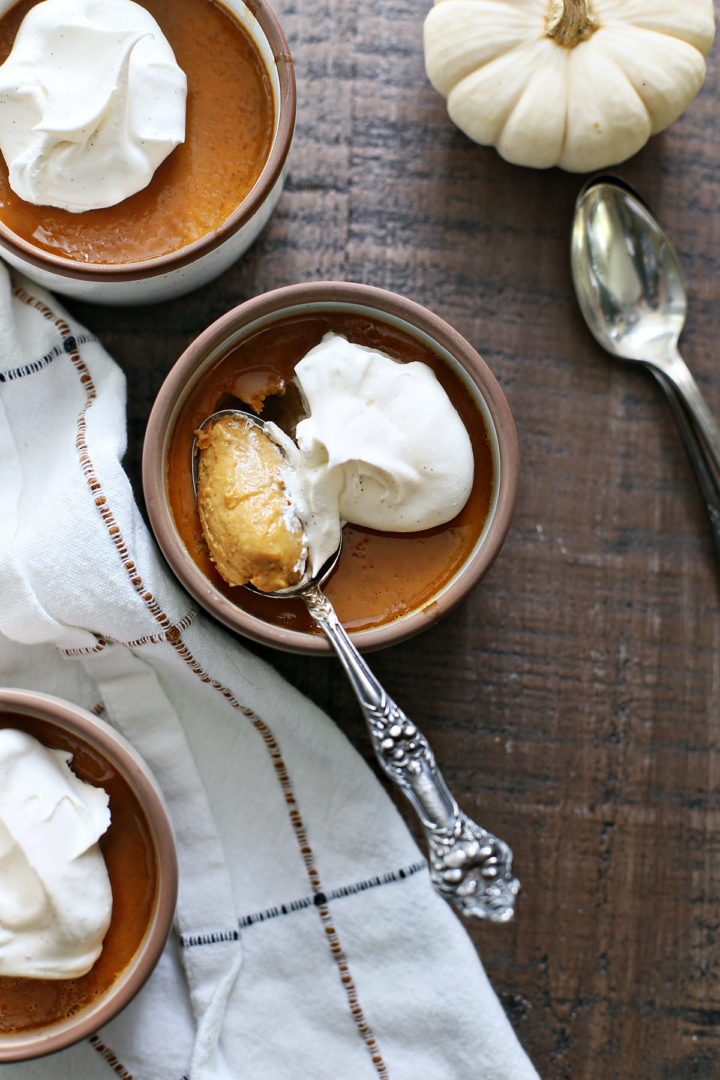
65,1 -> 720,1075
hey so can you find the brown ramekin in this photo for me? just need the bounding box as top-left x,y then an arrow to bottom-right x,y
0,688 -> 178,1062
0,0 -> 295,305
142,281 -> 520,655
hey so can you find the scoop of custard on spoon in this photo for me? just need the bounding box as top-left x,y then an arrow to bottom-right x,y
194,411 -> 307,593
191,408 -> 519,924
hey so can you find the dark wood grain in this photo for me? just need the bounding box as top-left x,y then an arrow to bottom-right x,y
64,3 -> 720,1077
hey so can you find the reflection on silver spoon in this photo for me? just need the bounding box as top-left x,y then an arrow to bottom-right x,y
192,409 -> 519,922
571,175 -> 720,561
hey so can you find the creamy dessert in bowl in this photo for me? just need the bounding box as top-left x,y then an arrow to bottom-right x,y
0,0 -> 295,304
142,281 -> 520,655
0,688 -> 177,1063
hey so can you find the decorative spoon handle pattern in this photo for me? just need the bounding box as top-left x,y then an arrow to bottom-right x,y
303,585 -> 519,922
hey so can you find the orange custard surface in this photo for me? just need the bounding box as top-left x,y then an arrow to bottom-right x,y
0,714 -> 158,1035
0,0 -> 274,263
168,313 -> 495,636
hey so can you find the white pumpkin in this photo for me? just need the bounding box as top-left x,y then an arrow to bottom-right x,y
423,0 -> 716,172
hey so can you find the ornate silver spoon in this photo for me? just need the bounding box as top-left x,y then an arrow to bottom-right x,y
193,409 -> 519,922
571,175 -> 720,559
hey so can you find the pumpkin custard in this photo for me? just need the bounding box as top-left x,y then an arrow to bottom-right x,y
0,0 -> 274,263
0,713 -> 157,1035
169,312 -> 496,636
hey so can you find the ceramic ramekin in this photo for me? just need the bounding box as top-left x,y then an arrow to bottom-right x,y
0,688 -> 178,1063
0,0 -> 295,305
142,281 -> 520,655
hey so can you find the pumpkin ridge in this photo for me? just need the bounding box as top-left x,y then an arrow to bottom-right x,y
621,24 -> 709,50
561,45 -> 649,171
498,52 -> 570,168
590,26 -> 706,134
449,37 -> 563,157
423,1 -> 537,98
590,2 -> 714,53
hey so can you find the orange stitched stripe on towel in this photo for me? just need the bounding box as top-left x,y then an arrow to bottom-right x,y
12,283 -> 391,1080
88,1035 -> 134,1079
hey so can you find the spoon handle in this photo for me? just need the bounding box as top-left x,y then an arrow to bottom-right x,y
658,349 -> 720,474
652,370 -> 720,564
302,585 -> 519,922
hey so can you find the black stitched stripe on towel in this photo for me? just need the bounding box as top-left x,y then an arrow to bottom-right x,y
178,861 -> 426,945
0,332 -> 98,382
237,861 -> 427,931
179,928 -> 241,948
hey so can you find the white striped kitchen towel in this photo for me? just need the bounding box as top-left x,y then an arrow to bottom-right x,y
0,264 -> 538,1080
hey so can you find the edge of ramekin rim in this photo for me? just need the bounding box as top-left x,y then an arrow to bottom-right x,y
0,0 -> 296,284
0,687 -> 178,1063
142,281 -> 519,656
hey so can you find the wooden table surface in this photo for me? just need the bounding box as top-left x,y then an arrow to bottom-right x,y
63,3 -> 720,1077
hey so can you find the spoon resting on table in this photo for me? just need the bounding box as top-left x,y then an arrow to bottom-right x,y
192,409 -> 519,923
571,175 -> 720,562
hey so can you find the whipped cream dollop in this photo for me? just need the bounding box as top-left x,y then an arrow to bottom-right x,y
0,0 -> 187,212
279,333 -> 475,574
0,728 -> 112,979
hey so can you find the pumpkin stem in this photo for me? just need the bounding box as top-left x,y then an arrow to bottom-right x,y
545,0 -> 599,47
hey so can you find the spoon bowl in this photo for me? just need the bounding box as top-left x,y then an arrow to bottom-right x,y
572,175 -> 687,364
